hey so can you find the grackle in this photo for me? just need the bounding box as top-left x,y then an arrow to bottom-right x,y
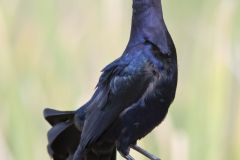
43,0 -> 177,160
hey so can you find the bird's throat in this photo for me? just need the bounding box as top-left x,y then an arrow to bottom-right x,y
127,0 -> 174,55
131,0 -> 164,30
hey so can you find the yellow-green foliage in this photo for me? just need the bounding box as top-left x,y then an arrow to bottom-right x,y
0,0 -> 239,160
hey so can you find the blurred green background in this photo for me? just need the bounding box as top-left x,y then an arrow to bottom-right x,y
0,0 -> 240,159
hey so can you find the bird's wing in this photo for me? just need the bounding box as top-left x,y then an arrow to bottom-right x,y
79,47 -> 154,151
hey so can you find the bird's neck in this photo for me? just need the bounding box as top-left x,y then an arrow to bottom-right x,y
126,0 -> 175,54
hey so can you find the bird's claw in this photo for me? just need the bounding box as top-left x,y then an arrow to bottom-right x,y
130,144 -> 161,160
149,156 -> 161,160
125,155 -> 135,160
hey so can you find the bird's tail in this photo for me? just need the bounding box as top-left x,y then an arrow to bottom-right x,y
43,108 -> 81,160
43,108 -> 116,160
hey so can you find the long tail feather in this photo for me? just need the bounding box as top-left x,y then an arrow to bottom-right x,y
48,121 -> 80,159
43,107 -> 116,160
44,108 -> 75,126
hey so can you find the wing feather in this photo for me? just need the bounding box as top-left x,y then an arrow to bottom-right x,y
79,47 -> 155,153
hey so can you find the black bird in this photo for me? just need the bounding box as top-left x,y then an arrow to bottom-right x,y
43,0 -> 177,160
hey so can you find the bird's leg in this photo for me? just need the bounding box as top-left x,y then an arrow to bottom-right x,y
117,148 -> 135,160
125,154 -> 135,160
117,147 -> 135,160
130,144 -> 161,160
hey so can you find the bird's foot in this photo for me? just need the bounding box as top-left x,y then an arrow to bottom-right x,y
125,154 -> 135,160
131,144 -> 161,160
117,147 -> 135,160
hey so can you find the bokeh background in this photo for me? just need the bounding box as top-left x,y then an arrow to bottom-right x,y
0,0 -> 239,159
